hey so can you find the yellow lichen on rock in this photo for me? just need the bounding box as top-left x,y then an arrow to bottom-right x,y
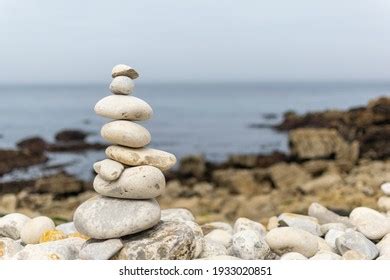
67,232 -> 90,240
39,229 -> 66,243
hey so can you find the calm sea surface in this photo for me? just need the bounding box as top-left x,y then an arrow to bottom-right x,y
0,82 -> 389,181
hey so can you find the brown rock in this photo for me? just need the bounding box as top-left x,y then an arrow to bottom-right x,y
16,137 -> 47,155
178,155 -> 206,178
269,162 -> 311,190
34,172 -> 84,194
55,129 -> 88,142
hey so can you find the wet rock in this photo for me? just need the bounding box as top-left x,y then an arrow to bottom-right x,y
232,230 -> 270,260
0,213 -> 31,240
115,221 -> 195,260
79,239 -> 123,260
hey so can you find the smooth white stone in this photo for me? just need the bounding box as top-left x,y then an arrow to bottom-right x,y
20,216 -> 55,244
0,237 -> 24,259
161,208 -> 195,222
55,222 -> 76,235
93,159 -> 124,181
73,196 -> 160,239
233,217 -> 266,238
377,255 -> 390,260
101,120 -> 151,148
320,223 -> 347,235
278,213 -> 321,236
376,233 -> 390,256
267,216 -> 279,230
94,166 -> 165,199
310,250 -> 342,260
265,227 -> 319,257
350,207 -> 390,240
381,182 -> 390,196
316,236 -> 335,253
232,230 -> 270,260
0,213 -> 31,240
94,95 -> 153,121
342,250 -> 366,260
106,145 -> 177,171
109,76 -> 134,95
335,230 -> 378,260
308,202 -> 352,227
205,229 -> 232,248
280,252 -> 308,260
325,229 -> 345,252
111,64 -> 139,79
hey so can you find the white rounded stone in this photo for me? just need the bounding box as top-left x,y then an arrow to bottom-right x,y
335,230 -> 378,260
109,76 -> 134,95
0,237 -> 24,260
377,233 -> 390,256
106,145 -> 177,171
93,165 -> 165,199
0,213 -> 31,240
20,216 -> 55,244
308,202 -> 352,227
93,159 -> 124,181
232,229 -> 270,260
278,213 -> 321,236
161,208 -> 195,222
199,239 -> 227,258
94,95 -> 153,121
205,229 -> 232,248
349,207 -> 390,240
233,217 -> 266,238
342,250 -> 366,260
184,221 -> 204,259
55,222 -> 76,235
320,223 -> 347,235
101,121 -> 151,148
316,235 -> 335,253
381,182 -> 390,196
280,252 -> 308,260
325,229 -> 345,252
265,227 -> 319,257
73,196 -> 160,239
378,196 -> 390,211
111,64 -> 139,79
310,250 -> 342,260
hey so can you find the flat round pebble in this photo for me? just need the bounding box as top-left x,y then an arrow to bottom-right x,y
232,229 -> 270,260
20,216 -> 55,244
106,145 -> 177,171
101,120 -> 151,148
109,76 -> 134,95
73,196 -> 160,239
0,213 -> 31,240
111,64 -> 139,79
93,159 -> 124,181
349,207 -> 390,240
93,166 -> 165,199
265,227 -> 319,257
94,95 -> 153,121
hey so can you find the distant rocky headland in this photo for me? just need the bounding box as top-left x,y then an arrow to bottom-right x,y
0,96 -> 389,225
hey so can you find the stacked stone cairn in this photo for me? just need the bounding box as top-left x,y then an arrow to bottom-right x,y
73,64 -> 177,242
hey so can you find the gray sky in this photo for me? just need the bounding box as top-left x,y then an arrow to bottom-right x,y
0,0 -> 389,83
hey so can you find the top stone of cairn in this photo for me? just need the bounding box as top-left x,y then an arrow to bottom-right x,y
111,64 -> 139,80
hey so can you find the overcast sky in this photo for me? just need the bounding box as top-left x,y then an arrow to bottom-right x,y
0,0 -> 389,83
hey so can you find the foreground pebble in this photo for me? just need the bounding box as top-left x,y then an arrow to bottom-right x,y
115,221 -> 195,260
278,213 -> 321,236
232,230 -> 270,260
265,227 -> 319,257
233,218 -> 266,237
94,95 -> 153,121
280,252 -> 307,260
79,239 -> 123,260
93,159 -> 124,181
73,196 -> 161,239
205,229 -> 232,248
101,121 -> 151,148
93,166 -> 165,199
0,238 -> 24,259
109,76 -> 134,95
199,239 -> 228,258
0,213 -> 31,240
106,145 -> 177,170
161,208 -> 195,222
335,230 -> 378,260
20,216 -> 55,244
349,207 -> 390,240
308,202 -> 352,227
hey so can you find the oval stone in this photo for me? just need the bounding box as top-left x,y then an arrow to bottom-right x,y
109,76 -> 134,95
106,145 -> 177,171
335,230 -> 378,259
265,227 -> 319,257
101,121 -> 151,148
20,216 -> 55,244
0,213 -> 31,240
111,64 -> 139,79
93,159 -> 124,181
73,196 -> 161,239
93,166 -> 166,199
349,207 -> 390,240
94,95 -> 153,121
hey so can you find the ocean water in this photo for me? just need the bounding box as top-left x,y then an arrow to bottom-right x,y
0,82 -> 388,181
